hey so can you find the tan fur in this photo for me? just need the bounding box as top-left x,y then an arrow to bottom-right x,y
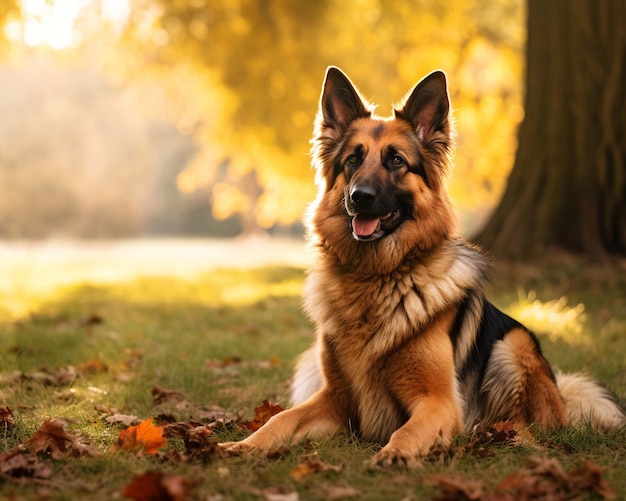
219,67 -> 624,465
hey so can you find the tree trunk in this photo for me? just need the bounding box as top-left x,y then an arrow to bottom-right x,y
474,0 -> 626,259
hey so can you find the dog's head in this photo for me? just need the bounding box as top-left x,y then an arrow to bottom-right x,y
308,67 -> 457,272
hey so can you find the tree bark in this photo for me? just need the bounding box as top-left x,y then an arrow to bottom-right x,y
474,0 -> 626,259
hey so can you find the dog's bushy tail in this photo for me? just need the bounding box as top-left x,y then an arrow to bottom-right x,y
556,372 -> 625,432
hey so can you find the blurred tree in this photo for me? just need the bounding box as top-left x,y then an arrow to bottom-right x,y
0,0 -> 525,238
475,0 -> 626,258
121,0 -> 524,235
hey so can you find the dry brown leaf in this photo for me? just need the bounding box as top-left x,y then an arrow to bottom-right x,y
496,456 -> 615,500
163,422 -> 220,462
25,365 -> 78,386
491,420 -> 518,443
0,406 -> 14,433
152,385 -> 187,408
104,413 -> 142,427
121,471 -> 191,501
0,447 -> 52,480
289,454 -> 343,481
204,357 -> 242,369
205,357 -> 283,372
24,419 -> 95,459
444,420 -> 519,461
241,400 -> 284,432
116,418 -> 167,455
428,474 -> 484,501
76,359 -> 108,374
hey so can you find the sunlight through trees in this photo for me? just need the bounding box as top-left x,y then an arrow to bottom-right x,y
0,0 -> 524,237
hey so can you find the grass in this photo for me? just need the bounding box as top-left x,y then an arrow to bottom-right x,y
1,240 -> 625,500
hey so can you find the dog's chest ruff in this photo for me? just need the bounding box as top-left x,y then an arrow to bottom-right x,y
305,242 -> 488,352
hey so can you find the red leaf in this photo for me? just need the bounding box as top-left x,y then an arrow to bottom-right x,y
0,406 -> 14,432
241,400 -> 284,432
121,472 -> 191,501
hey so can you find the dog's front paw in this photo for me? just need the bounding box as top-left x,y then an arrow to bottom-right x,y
217,440 -> 255,456
371,446 -> 422,469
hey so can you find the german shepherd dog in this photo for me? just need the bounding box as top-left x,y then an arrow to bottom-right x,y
219,67 -> 624,466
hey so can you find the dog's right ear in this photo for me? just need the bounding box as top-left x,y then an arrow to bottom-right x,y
318,67 -> 371,139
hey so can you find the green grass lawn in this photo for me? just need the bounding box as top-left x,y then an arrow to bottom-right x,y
1,240 -> 625,500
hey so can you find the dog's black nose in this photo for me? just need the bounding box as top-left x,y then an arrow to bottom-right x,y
350,185 -> 376,206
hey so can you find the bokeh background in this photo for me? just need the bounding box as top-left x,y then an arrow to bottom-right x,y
0,0 -> 525,240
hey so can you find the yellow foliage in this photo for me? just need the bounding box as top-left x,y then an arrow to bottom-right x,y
10,0 -> 524,233
212,183 -> 251,221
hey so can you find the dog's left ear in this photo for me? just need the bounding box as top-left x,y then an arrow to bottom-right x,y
319,67 -> 371,140
395,71 -> 449,140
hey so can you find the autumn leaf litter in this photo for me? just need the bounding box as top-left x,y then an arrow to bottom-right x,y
1,375 -> 619,500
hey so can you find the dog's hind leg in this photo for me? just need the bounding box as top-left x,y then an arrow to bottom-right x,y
481,328 -> 568,430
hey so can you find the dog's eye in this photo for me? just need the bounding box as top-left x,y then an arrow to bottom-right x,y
390,155 -> 405,168
346,154 -> 359,166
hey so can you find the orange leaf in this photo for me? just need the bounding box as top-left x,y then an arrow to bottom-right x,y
241,400 -> 284,432
289,454 -> 343,481
117,418 -> 166,455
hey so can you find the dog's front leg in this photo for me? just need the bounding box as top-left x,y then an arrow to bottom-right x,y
372,395 -> 462,468
218,389 -> 342,455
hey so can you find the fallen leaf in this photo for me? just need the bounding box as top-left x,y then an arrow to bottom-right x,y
152,385 -> 187,407
25,365 -> 77,386
54,389 -> 77,401
192,404 -> 228,423
491,420 -> 518,443
442,420 -> 519,461
205,357 -> 283,374
496,456 -> 615,500
241,400 -> 284,432
289,454 -> 343,481
121,471 -> 191,501
204,357 -> 242,369
0,447 -> 52,480
77,359 -> 108,374
24,419 -> 95,459
164,422 -> 219,462
0,406 -> 14,432
104,413 -> 142,427
117,418 -> 167,455
428,474 -> 484,501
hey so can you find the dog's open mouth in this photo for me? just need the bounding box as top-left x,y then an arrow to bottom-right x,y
351,209 -> 402,241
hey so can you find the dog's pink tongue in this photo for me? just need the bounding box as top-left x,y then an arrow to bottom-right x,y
352,216 -> 380,237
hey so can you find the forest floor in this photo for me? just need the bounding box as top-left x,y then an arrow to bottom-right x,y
1,238 -> 625,500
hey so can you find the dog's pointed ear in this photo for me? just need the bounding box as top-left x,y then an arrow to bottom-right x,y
318,67 -> 371,138
395,71 -> 450,140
